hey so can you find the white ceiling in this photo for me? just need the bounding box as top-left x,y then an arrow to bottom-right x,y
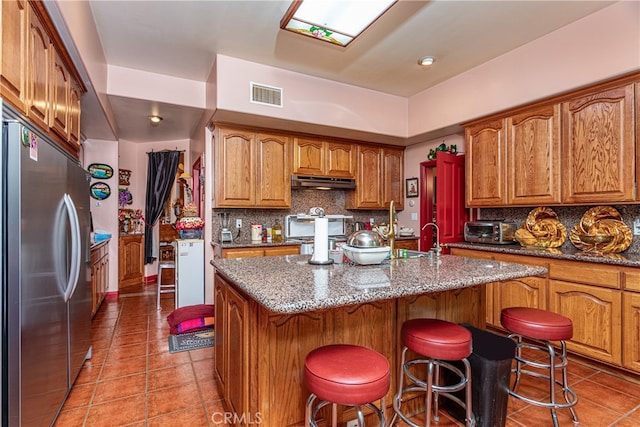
79,0 -> 615,143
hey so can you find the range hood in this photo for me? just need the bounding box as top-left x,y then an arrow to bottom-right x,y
291,174 -> 356,190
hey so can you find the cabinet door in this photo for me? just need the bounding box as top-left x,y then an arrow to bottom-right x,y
382,147 -> 404,210
507,104 -> 561,205
561,84 -> 634,203
326,142 -> 356,178
293,137 -> 324,176
214,277 -> 227,390
226,285 -> 249,421
68,80 -> 81,147
491,276 -> 547,328
256,132 -> 291,208
215,127 -> 255,207
50,48 -> 69,141
465,119 -> 507,206
222,247 -> 264,259
263,245 -> 300,256
27,5 -> 51,130
622,292 -> 640,373
347,145 -> 383,209
549,280 -> 621,364
118,235 -> 144,287
0,0 -> 28,113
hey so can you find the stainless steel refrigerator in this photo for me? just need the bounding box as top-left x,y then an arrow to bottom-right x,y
1,102 -> 92,426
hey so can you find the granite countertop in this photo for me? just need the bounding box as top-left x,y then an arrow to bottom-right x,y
90,239 -> 110,250
211,254 -> 546,314
448,242 -> 640,268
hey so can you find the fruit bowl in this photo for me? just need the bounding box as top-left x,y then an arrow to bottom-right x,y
342,246 -> 390,265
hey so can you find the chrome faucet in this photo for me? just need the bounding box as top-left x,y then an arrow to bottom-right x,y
421,222 -> 442,257
386,200 -> 397,259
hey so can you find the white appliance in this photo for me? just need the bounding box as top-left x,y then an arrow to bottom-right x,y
175,239 -> 205,308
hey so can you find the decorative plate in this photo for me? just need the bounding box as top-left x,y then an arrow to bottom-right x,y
87,163 -> 114,179
90,182 -> 111,200
569,206 -> 632,253
515,207 -> 566,248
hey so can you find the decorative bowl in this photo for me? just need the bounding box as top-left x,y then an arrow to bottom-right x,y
576,234 -> 614,245
346,230 -> 385,248
342,246 -> 390,265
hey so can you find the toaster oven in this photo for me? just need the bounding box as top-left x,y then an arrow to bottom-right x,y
464,220 -> 517,244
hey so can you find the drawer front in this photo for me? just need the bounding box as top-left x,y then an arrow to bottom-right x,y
222,248 -> 265,259
492,253 -> 548,269
450,248 -> 494,260
623,269 -> 640,292
549,260 -> 620,289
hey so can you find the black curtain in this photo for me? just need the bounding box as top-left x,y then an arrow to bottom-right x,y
144,151 -> 180,264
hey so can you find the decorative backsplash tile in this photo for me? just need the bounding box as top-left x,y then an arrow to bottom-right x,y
481,205 -> 640,254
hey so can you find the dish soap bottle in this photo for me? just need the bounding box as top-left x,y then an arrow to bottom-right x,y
272,218 -> 283,243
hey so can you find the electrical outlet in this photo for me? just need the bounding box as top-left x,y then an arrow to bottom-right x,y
411,212 -> 418,221
634,219 -> 640,236
236,218 -> 242,228
346,420 -> 359,427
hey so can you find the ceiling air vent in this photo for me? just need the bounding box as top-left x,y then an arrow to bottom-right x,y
250,82 -> 283,107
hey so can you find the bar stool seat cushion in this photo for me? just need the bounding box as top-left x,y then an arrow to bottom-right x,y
402,318 -> 472,361
501,307 -> 573,341
304,344 -> 390,406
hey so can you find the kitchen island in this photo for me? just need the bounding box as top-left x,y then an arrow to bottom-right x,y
211,254 -> 546,426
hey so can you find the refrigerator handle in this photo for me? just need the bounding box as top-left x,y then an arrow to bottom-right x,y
63,194 -> 82,302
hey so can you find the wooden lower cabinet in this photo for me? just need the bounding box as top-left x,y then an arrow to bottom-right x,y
214,272 -> 483,426
488,276 -> 547,327
90,241 -> 109,317
394,239 -> 418,251
623,292 -> 640,372
549,280 -> 622,365
222,245 -> 300,259
118,234 -> 144,288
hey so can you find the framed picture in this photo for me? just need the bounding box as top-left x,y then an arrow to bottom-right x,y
406,177 -> 419,198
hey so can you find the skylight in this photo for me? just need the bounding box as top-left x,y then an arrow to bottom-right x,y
280,0 -> 397,47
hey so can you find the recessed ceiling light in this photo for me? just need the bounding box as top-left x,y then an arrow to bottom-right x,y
419,56 -> 436,66
149,115 -> 163,124
280,0 -> 397,47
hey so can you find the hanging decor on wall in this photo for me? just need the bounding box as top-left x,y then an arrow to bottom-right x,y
119,169 -> 132,186
118,187 -> 133,207
87,163 -> 114,179
90,182 -> 111,200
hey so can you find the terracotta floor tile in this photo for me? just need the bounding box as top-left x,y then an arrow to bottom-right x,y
85,394 -> 147,426
111,330 -> 148,347
614,406 -> 640,427
196,377 -> 221,403
572,378 -> 638,414
190,347 -> 215,362
53,406 -> 88,426
74,364 -> 101,386
63,382 -> 96,409
100,355 -> 147,380
205,399 -> 230,425
93,373 -> 147,404
147,363 -> 196,391
192,358 -> 215,381
148,406 -> 210,427
147,382 -> 202,418
107,341 -> 147,361
148,350 -> 192,371
587,371 -> 640,397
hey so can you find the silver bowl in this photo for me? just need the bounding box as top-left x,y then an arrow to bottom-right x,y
346,230 -> 385,248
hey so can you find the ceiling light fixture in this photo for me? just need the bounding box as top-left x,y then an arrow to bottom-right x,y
149,115 -> 163,125
280,0 -> 397,47
419,56 -> 436,66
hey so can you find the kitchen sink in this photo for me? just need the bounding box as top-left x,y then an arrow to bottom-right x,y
401,250 -> 434,259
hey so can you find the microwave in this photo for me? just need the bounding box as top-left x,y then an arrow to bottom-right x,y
464,221 -> 518,244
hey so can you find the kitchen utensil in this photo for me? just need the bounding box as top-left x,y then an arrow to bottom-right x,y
346,230 -> 385,248
342,246 -> 391,265
218,212 -> 233,243
353,221 -> 367,232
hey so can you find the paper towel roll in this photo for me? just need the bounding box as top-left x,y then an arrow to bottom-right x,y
311,217 -> 329,263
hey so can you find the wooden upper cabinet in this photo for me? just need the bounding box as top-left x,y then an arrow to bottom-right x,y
214,126 -> 291,208
68,80 -> 81,147
561,83 -> 635,203
347,145 -> 383,209
507,104 -> 561,205
382,147 -> 404,210
0,0 -> 28,113
255,132 -> 291,207
50,47 -> 69,141
215,127 -> 256,207
326,141 -> 356,178
27,4 -> 51,131
465,119 -> 507,207
293,138 -> 356,178
293,137 -> 324,176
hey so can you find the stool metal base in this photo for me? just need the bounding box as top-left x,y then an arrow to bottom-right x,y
393,347 -> 475,427
305,393 -> 386,427
157,262 -> 176,310
508,334 -> 579,427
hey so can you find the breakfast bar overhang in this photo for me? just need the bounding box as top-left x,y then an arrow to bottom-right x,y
211,254 -> 547,426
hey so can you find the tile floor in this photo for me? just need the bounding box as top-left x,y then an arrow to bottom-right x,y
55,282 -> 640,426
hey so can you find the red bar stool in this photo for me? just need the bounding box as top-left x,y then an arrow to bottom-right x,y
304,344 -> 390,427
393,319 -> 474,427
501,307 -> 579,426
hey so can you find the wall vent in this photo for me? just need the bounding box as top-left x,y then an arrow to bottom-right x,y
250,82 -> 283,107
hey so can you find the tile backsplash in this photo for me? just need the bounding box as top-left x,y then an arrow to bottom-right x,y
481,205 -> 640,254
211,189 -> 391,244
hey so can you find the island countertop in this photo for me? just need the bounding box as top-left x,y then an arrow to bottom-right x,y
211,254 -> 547,314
